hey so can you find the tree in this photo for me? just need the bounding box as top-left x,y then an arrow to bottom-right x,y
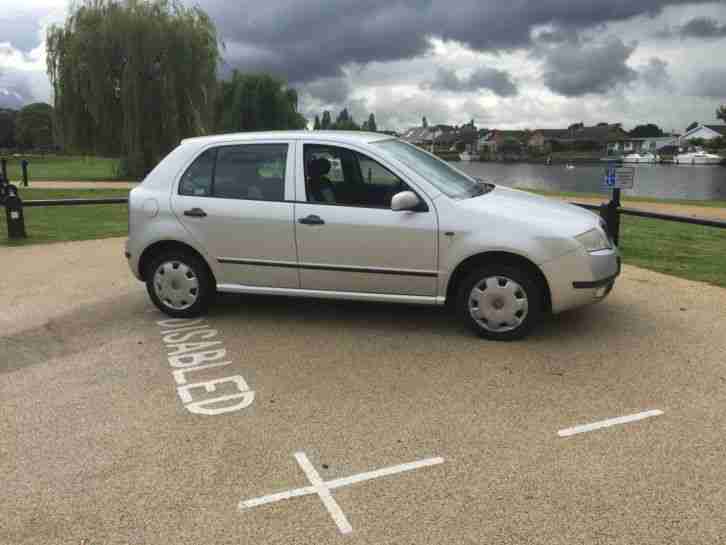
686,121 -> 699,132
365,113 -> 377,132
422,116 -> 428,128
0,109 -> 17,148
313,115 -> 321,130
321,111 -> 332,130
717,106 -> 726,123
331,108 -> 359,130
215,71 -> 306,133
47,0 -> 221,178
15,103 -> 54,149
629,124 -> 664,138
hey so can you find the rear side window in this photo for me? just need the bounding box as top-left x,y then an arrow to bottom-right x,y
179,148 -> 215,196
179,144 -> 288,201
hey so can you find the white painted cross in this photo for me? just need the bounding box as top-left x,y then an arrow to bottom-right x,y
239,451 -> 444,535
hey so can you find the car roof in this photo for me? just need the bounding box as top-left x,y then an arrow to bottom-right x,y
181,130 -> 394,147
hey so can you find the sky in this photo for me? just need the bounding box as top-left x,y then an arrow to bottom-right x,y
1,0 -> 726,132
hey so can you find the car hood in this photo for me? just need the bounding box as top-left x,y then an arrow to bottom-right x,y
456,185 -> 601,237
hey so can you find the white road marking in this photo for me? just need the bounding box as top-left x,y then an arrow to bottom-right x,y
295,452 -> 353,534
239,451 -> 445,535
558,409 -> 664,437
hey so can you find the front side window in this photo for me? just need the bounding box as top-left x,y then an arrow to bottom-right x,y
179,144 -> 288,201
304,144 -> 410,208
373,139 -> 484,199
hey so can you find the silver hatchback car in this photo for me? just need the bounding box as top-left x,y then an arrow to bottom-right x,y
126,131 -> 619,340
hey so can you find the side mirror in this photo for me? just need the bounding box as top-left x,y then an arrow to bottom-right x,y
391,190 -> 421,211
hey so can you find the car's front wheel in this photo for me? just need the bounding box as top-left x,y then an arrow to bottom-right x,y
145,250 -> 214,318
456,265 -> 542,341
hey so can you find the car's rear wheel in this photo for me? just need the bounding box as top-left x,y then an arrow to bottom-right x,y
145,251 -> 214,318
456,265 -> 542,340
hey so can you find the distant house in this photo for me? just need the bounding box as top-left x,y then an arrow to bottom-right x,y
479,130 -> 527,153
681,124 -> 726,142
528,129 -> 568,151
607,136 -> 679,155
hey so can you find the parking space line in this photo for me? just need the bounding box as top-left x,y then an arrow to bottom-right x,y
558,409 -> 664,437
239,452 -> 444,535
295,452 -> 354,534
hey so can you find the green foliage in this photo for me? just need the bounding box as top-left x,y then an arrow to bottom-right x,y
313,115 -> 321,130
0,109 -> 17,148
321,111 -> 332,129
686,121 -> 699,132
422,116 -> 428,128
498,137 -> 522,154
717,106 -> 726,123
15,103 -> 54,149
362,113 -> 377,132
629,123 -> 663,138
331,108 -> 359,130
46,0 -> 221,179
215,71 -> 306,133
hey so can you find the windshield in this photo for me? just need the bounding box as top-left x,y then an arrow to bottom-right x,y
374,139 -> 487,198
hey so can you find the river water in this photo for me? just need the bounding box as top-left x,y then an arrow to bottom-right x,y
453,162 -> 726,201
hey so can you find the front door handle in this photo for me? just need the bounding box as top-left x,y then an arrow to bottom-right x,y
184,208 -> 207,218
298,214 -> 325,225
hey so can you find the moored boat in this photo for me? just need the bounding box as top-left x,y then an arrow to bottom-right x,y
674,150 -> 723,165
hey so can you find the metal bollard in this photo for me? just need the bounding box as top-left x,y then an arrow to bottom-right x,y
21,159 -> 29,187
599,196 -> 621,246
4,186 -> 27,239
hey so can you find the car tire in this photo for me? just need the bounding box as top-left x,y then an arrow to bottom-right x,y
145,250 -> 214,318
456,265 -> 542,341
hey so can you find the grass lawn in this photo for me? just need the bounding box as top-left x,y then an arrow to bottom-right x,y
3,155 -> 124,182
619,215 -> 726,288
0,188 -> 129,246
2,187 -> 726,289
526,188 -> 726,209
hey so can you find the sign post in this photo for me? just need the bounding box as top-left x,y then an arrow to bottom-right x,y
601,166 -> 635,245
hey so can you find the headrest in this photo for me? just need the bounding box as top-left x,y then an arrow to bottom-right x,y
308,157 -> 331,177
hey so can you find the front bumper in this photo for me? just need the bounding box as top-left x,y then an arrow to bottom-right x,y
541,249 -> 620,314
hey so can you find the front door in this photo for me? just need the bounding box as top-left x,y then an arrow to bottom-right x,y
171,141 -> 299,288
294,142 -> 438,296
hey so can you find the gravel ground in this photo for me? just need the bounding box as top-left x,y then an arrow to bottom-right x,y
3,237 -> 726,544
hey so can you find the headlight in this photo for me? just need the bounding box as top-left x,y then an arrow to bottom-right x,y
575,227 -> 611,252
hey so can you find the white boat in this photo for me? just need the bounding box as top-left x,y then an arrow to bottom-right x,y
459,151 -> 474,161
565,164 -> 575,170
674,150 -> 723,165
621,152 -> 658,163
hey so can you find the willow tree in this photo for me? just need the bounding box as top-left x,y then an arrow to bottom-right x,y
215,71 -> 307,133
47,0 -> 220,178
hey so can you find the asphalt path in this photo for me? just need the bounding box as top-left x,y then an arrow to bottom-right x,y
2,238 -> 726,544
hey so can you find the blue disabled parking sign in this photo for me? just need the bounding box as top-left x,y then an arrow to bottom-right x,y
603,166 -> 635,189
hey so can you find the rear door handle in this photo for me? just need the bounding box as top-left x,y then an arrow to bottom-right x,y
298,214 -> 325,225
184,208 -> 207,218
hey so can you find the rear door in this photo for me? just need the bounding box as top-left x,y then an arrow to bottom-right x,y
293,141 -> 438,296
171,141 -> 299,288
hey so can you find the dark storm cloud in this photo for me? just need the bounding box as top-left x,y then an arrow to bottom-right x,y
200,0 -> 706,84
693,68 -> 726,97
680,16 -> 726,38
424,67 -> 518,97
656,16 -> 726,39
640,57 -> 671,88
542,37 -> 638,96
299,77 -> 352,105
